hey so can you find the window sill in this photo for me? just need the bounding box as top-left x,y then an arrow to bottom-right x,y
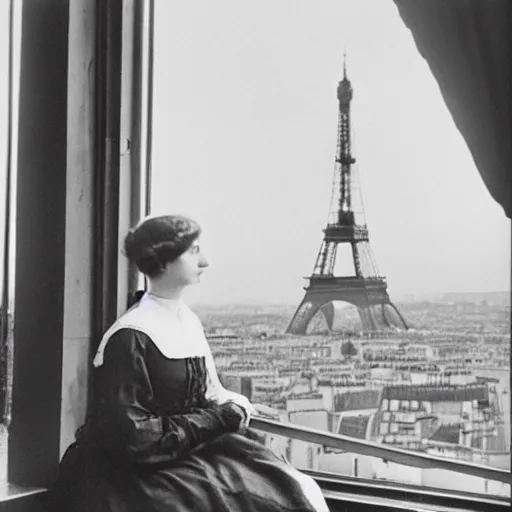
309,470 -> 511,512
0,481 -> 46,505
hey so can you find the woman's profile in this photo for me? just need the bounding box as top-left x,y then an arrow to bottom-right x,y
47,214 -> 330,512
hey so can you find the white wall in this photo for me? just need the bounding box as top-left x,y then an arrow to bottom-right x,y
60,0 -> 96,457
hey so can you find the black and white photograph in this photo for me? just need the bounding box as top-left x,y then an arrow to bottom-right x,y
0,1 -> 510,511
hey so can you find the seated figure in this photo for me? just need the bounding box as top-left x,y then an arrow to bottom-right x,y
47,214 -> 330,512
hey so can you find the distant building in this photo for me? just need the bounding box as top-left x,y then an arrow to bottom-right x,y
369,383 -> 505,463
286,393 -> 324,413
218,374 -> 253,401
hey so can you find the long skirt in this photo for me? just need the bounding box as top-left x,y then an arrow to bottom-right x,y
45,432 -> 329,512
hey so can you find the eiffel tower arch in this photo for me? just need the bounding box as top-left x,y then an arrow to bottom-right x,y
287,57 -> 408,335
288,279 -> 408,334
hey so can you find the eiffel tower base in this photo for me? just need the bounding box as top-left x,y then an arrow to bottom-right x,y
286,277 -> 408,335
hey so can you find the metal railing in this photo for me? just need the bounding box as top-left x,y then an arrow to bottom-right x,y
251,417 -> 511,485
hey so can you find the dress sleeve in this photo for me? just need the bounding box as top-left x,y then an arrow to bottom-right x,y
90,329 -> 230,467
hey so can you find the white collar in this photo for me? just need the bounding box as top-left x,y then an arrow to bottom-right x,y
93,293 -> 208,366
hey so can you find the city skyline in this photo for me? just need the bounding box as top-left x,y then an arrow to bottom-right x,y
150,0 -> 510,306
208,299 -> 510,496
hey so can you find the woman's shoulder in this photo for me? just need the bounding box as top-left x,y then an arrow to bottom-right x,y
98,300 -> 165,348
103,327 -> 154,357
104,328 -> 206,369
93,297 -> 208,367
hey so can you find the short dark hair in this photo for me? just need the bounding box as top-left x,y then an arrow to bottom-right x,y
123,215 -> 201,278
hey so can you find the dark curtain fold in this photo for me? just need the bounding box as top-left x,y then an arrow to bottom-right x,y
91,0 -> 123,413
393,0 -> 511,218
94,0 -> 122,337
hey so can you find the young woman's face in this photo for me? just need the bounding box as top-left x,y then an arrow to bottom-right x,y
164,238 -> 209,287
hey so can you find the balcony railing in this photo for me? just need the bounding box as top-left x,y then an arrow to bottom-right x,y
250,417 -> 511,485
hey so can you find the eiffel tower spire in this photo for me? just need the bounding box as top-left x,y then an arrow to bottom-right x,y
287,60 -> 408,335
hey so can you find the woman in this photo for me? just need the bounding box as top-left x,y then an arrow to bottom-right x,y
48,214 -> 330,512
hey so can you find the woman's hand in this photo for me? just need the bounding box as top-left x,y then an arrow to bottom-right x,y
219,393 -> 254,428
218,401 -> 249,433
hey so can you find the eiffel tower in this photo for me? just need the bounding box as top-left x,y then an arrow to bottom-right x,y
286,59 -> 408,335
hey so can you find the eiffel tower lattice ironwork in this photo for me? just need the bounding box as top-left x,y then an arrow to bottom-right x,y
286,60 -> 408,335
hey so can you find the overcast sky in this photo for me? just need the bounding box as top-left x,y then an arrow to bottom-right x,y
151,0 -> 510,306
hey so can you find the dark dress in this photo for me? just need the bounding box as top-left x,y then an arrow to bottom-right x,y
47,329 -> 323,512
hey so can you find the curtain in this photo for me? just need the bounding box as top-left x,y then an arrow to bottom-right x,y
393,0 -> 511,218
